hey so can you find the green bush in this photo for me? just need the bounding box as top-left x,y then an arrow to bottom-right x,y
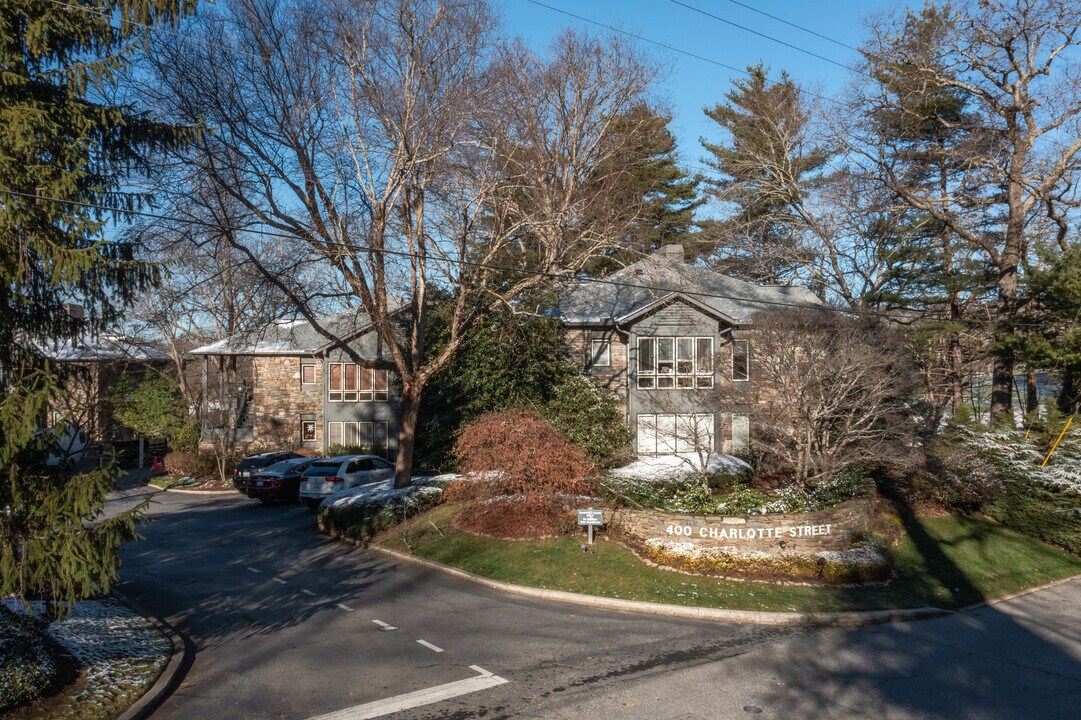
713,485 -> 774,514
984,479 -> 1081,555
318,478 -> 450,542
325,444 -> 387,458
542,375 -> 633,469
0,606 -> 56,710
171,418 -> 200,453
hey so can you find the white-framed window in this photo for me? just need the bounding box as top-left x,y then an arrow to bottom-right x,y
327,421 -> 389,451
591,339 -> 611,368
301,363 -> 316,386
327,364 -> 389,402
637,336 -> 713,389
636,413 -> 715,454
732,340 -> 750,381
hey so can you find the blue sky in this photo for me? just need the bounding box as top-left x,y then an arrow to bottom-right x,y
497,0 -> 906,172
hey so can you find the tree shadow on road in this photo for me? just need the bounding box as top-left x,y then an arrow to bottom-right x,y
751,482 -> 1081,718
115,493 -> 396,651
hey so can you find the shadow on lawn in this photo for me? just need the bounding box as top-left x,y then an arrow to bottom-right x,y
752,477 -> 1081,719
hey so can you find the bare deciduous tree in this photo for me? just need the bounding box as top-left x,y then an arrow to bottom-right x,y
146,0 -> 658,485
847,0 -> 1081,424
725,309 -> 923,482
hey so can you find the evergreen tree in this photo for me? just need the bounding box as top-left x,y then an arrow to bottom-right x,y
586,104 -> 702,274
699,63 -> 834,283
0,0 -> 194,617
1026,246 -> 1081,414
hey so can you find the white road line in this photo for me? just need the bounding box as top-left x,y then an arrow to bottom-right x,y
272,578 -> 288,585
300,589 -> 317,596
303,666 -> 508,720
371,619 -> 390,627
416,639 -> 444,653
246,567 -> 261,574
337,603 -> 354,612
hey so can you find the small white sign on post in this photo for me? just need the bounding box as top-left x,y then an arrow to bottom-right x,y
577,508 -> 604,544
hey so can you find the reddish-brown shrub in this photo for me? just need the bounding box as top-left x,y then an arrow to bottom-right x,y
450,410 -> 594,537
454,410 -> 592,496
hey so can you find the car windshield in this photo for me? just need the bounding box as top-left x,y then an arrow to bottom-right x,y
264,460 -> 299,473
303,461 -> 341,477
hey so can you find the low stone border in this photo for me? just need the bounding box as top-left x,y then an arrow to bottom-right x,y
368,544 -> 951,628
960,572 -> 1081,611
111,589 -> 191,720
163,487 -> 236,495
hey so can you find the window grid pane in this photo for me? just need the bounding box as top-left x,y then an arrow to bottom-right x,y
328,422 -> 343,447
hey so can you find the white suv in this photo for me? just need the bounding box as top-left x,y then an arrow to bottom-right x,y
299,455 -> 395,509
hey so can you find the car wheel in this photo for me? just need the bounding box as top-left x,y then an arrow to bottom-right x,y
259,497 -> 273,505
304,499 -> 320,511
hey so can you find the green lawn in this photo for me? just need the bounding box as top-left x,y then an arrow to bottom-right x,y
378,506 -> 1081,612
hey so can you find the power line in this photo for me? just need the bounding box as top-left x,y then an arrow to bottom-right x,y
666,0 -> 859,74
1,187 -> 1047,330
718,0 -> 860,52
523,0 -> 854,111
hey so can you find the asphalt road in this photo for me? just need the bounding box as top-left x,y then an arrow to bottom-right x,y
111,489 -> 1081,720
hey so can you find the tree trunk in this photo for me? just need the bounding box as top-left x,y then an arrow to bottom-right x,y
1060,366 -> 1080,416
393,384 -> 422,489
1025,367 -> 1039,416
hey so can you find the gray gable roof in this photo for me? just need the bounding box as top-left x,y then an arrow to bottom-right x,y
188,307 -> 380,356
558,249 -> 821,326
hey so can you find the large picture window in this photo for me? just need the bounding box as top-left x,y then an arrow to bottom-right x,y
637,336 -> 713,390
636,414 -> 714,454
327,364 -> 389,402
327,421 -> 390,453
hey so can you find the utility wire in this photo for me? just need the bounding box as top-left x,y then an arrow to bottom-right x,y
719,0 -> 860,52
523,0 -> 855,111
667,0 -> 860,74
2,187 -> 1048,330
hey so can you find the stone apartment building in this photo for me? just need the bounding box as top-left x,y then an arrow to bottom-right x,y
558,244 -> 821,456
188,309 -> 399,457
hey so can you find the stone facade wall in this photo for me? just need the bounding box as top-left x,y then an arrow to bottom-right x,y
615,491 -> 875,555
565,327 -> 628,399
250,356 -> 322,448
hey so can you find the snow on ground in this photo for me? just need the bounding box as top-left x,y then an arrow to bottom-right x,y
322,473 -> 458,510
2,597 -> 170,716
966,429 -> 1081,494
607,454 -> 751,483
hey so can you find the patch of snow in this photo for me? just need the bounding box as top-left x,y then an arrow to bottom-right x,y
608,454 -> 750,483
3,597 -> 170,713
322,474 -> 452,510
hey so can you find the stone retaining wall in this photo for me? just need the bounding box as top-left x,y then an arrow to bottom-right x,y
615,490 -> 876,555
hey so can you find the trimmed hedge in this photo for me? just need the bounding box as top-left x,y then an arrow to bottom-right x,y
0,606 -> 56,710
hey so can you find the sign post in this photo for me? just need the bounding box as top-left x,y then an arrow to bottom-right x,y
577,508 -> 604,545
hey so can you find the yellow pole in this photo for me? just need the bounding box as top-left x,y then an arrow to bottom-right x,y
1042,417 -> 1073,467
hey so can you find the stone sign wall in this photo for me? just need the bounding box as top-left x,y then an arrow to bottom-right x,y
615,490 -> 876,555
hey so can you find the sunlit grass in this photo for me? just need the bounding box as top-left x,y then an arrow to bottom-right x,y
379,506 -> 1081,612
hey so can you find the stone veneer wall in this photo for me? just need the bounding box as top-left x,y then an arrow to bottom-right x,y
564,328 -> 628,399
615,490 -> 876,555
250,356 -> 323,447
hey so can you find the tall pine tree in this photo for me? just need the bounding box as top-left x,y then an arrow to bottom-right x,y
699,64 -> 834,283
0,0 -> 194,617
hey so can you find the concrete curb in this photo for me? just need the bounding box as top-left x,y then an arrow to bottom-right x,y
111,589 -> 191,720
368,545 -> 952,628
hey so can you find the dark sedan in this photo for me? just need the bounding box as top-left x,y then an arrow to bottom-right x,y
232,451 -> 306,494
245,457 -> 319,503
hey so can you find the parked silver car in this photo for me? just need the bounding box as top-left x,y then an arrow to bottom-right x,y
298,455 -> 395,509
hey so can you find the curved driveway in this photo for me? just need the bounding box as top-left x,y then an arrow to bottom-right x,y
111,490 -> 1081,720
